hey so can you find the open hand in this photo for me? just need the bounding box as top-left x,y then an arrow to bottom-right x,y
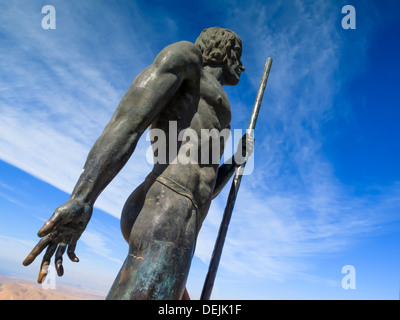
22,198 -> 92,283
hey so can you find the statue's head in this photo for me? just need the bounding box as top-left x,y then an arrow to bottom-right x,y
195,27 -> 242,66
195,27 -> 244,85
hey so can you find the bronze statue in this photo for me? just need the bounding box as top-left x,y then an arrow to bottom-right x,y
23,27 -> 254,300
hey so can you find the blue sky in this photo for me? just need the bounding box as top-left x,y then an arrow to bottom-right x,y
0,0 -> 399,299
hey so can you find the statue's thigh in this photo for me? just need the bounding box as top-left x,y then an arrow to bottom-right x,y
128,181 -> 198,254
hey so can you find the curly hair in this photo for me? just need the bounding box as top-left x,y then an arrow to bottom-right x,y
195,27 -> 242,67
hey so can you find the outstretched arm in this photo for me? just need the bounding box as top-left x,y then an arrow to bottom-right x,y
72,42 -> 202,205
71,74 -> 180,205
23,41 -> 203,283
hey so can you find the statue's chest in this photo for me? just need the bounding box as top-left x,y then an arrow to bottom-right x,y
198,76 -> 231,130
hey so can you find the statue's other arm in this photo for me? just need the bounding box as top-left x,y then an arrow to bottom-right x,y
212,159 -> 237,199
212,134 -> 254,199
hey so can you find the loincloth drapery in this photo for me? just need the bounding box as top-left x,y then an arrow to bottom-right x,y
146,172 -> 203,235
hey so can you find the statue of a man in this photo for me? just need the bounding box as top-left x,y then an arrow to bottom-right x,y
23,27 -> 253,300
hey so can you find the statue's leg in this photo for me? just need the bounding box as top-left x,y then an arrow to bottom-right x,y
107,182 -> 198,300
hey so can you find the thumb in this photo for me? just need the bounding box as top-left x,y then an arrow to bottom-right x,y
38,212 -> 61,237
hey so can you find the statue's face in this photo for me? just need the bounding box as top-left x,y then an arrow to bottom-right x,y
222,41 -> 245,86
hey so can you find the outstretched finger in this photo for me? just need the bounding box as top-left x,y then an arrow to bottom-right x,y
55,243 -> 67,277
38,243 -> 58,284
22,235 -> 52,266
38,213 -> 62,237
67,242 -> 79,262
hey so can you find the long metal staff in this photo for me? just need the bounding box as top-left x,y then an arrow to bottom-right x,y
200,57 -> 273,300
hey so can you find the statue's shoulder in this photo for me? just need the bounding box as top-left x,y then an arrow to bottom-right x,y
166,40 -> 201,54
153,41 -> 203,71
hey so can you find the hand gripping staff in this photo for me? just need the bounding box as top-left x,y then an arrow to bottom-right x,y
201,57 -> 273,300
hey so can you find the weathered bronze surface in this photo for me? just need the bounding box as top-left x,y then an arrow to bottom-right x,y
201,57 -> 272,300
23,27 -> 253,300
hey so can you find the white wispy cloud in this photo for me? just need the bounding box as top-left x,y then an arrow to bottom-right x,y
80,230 -> 123,265
1,0 -> 398,295
0,1 -> 155,218
193,0 -> 400,284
